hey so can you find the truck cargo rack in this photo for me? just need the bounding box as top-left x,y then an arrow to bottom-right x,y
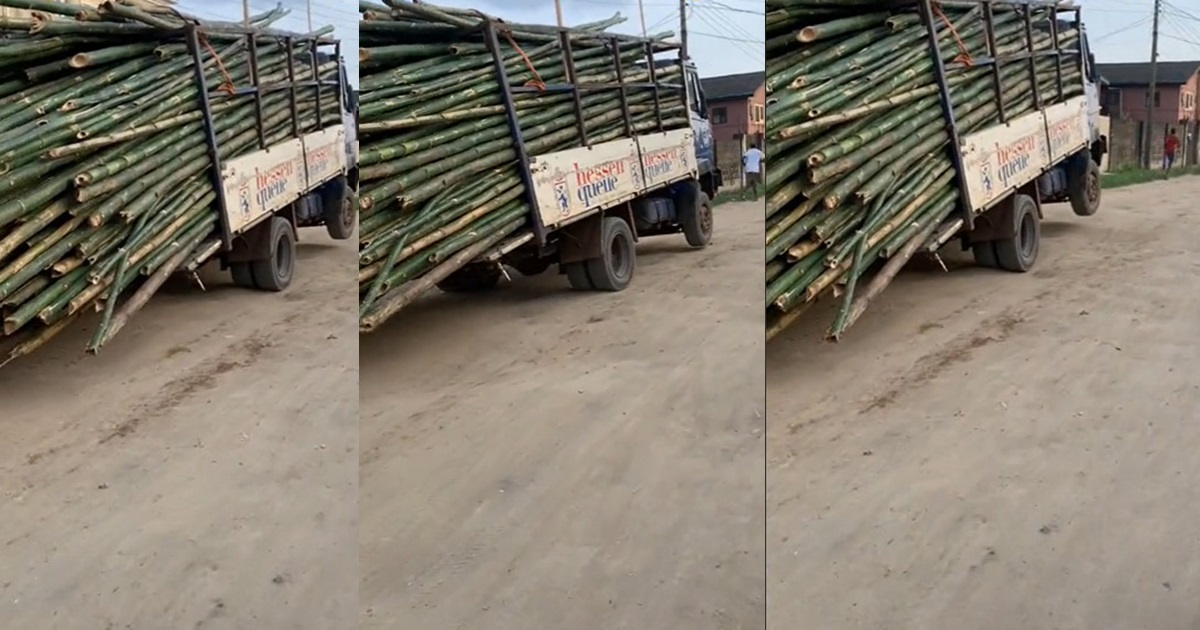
479,18 -> 683,250
181,22 -> 345,251
916,0 -> 1083,231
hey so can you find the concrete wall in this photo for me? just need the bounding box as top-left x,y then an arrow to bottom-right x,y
1106,117 -> 1200,170
710,98 -> 750,144
1107,84 -> 1190,124
706,83 -> 765,145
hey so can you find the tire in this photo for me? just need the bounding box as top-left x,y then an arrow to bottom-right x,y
993,194 -> 1040,272
584,217 -> 636,291
1068,158 -> 1101,217
249,217 -> 296,291
972,241 -> 999,268
230,261 -> 256,289
563,261 -> 593,290
676,181 -> 713,247
436,263 -> 502,293
322,178 -> 355,240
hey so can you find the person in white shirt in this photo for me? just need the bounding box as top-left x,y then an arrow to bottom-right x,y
742,143 -> 765,201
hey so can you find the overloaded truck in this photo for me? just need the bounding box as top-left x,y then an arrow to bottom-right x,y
443,46 -> 723,294
764,0 -> 1105,339
0,4 -> 355,361
199,32 -> 357,291
917,0 -> 1105,273
356,3 -> 722,330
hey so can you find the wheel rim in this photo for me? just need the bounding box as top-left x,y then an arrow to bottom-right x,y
1086,170 -> 1099,204
700,203 -> 713,236
1019,212 -> 1036,259
610,233 -> 632,281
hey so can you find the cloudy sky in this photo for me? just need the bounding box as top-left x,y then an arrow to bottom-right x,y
421,0 -> 764,79
1083,0 -> 1200,63
177,0 -> 358,84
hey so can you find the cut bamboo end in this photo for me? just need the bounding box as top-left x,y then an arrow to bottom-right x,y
68,54 -> 90,69
4,317 -> 26,336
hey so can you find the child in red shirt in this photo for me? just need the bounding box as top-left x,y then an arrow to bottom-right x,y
1164,128 -> 1180,172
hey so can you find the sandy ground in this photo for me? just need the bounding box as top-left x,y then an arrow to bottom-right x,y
0,231 -> 358,629
360,201 -> 766,629
768,177 -> 1200,629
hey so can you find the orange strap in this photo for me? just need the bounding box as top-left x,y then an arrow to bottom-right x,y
499,27 -> 546,91
933,2 -> 974,67
199,32 -> 236,95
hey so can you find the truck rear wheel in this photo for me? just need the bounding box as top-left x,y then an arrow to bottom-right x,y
972,242 -> 999,269
993,194 -> 1040,272
585,217 -> 635,291
230,261 -> 256,289
564,261 -> 593,290
250,217 -> 295,291
513,257 -> 552,277
1068,158 -> 1101,217
437,262 -> 502,293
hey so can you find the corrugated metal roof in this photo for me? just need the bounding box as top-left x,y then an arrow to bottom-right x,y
1097,61 -> 1200,87
700,71 -> 764,101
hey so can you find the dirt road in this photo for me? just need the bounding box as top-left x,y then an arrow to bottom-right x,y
768,178 -> 1200,629
360,201 -> 765,629
0,233 -> 358,629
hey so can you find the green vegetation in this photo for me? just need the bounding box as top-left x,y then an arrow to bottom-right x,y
1102,165 -> 1200,189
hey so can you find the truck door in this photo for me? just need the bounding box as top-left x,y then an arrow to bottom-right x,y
684,65 -> 716,178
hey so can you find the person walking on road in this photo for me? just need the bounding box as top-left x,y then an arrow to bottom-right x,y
1164,128 -> 1179,175
743,143 -> 765,201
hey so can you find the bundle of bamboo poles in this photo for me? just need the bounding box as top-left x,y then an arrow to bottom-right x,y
765,0 -> 1084,340
0,0 -> 341,365
357,0 -> 688,331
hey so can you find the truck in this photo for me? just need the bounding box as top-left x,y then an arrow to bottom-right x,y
178,22 -> 357,291
431,19 -> 723,294
917,0 -> 1105,272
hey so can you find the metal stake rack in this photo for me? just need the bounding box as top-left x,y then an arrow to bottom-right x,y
182,22 -> 344,250
478,17 -> 684,248
915,0 -> 1083,228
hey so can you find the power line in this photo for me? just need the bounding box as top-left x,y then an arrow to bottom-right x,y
1091,16 -> 1153,43
689,30 -> 762,45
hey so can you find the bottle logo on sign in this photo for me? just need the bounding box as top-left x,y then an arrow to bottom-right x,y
553,175 -> 570,217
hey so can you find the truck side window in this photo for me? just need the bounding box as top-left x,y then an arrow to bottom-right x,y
687,71 -> 706,118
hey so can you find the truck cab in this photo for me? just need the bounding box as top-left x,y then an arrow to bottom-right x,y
680,58 -> 721,197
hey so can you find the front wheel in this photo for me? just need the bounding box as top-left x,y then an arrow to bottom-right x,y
323,177 -> 355,240
1068,158 -> 1101,217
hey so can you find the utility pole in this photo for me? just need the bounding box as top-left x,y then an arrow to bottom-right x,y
554,0 -> 564,28
242,0 -> 250,26
306,0 -> 313,32
679,0 -> 688,63
638,0 -> 648,38
1145,0 -> 1162,168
